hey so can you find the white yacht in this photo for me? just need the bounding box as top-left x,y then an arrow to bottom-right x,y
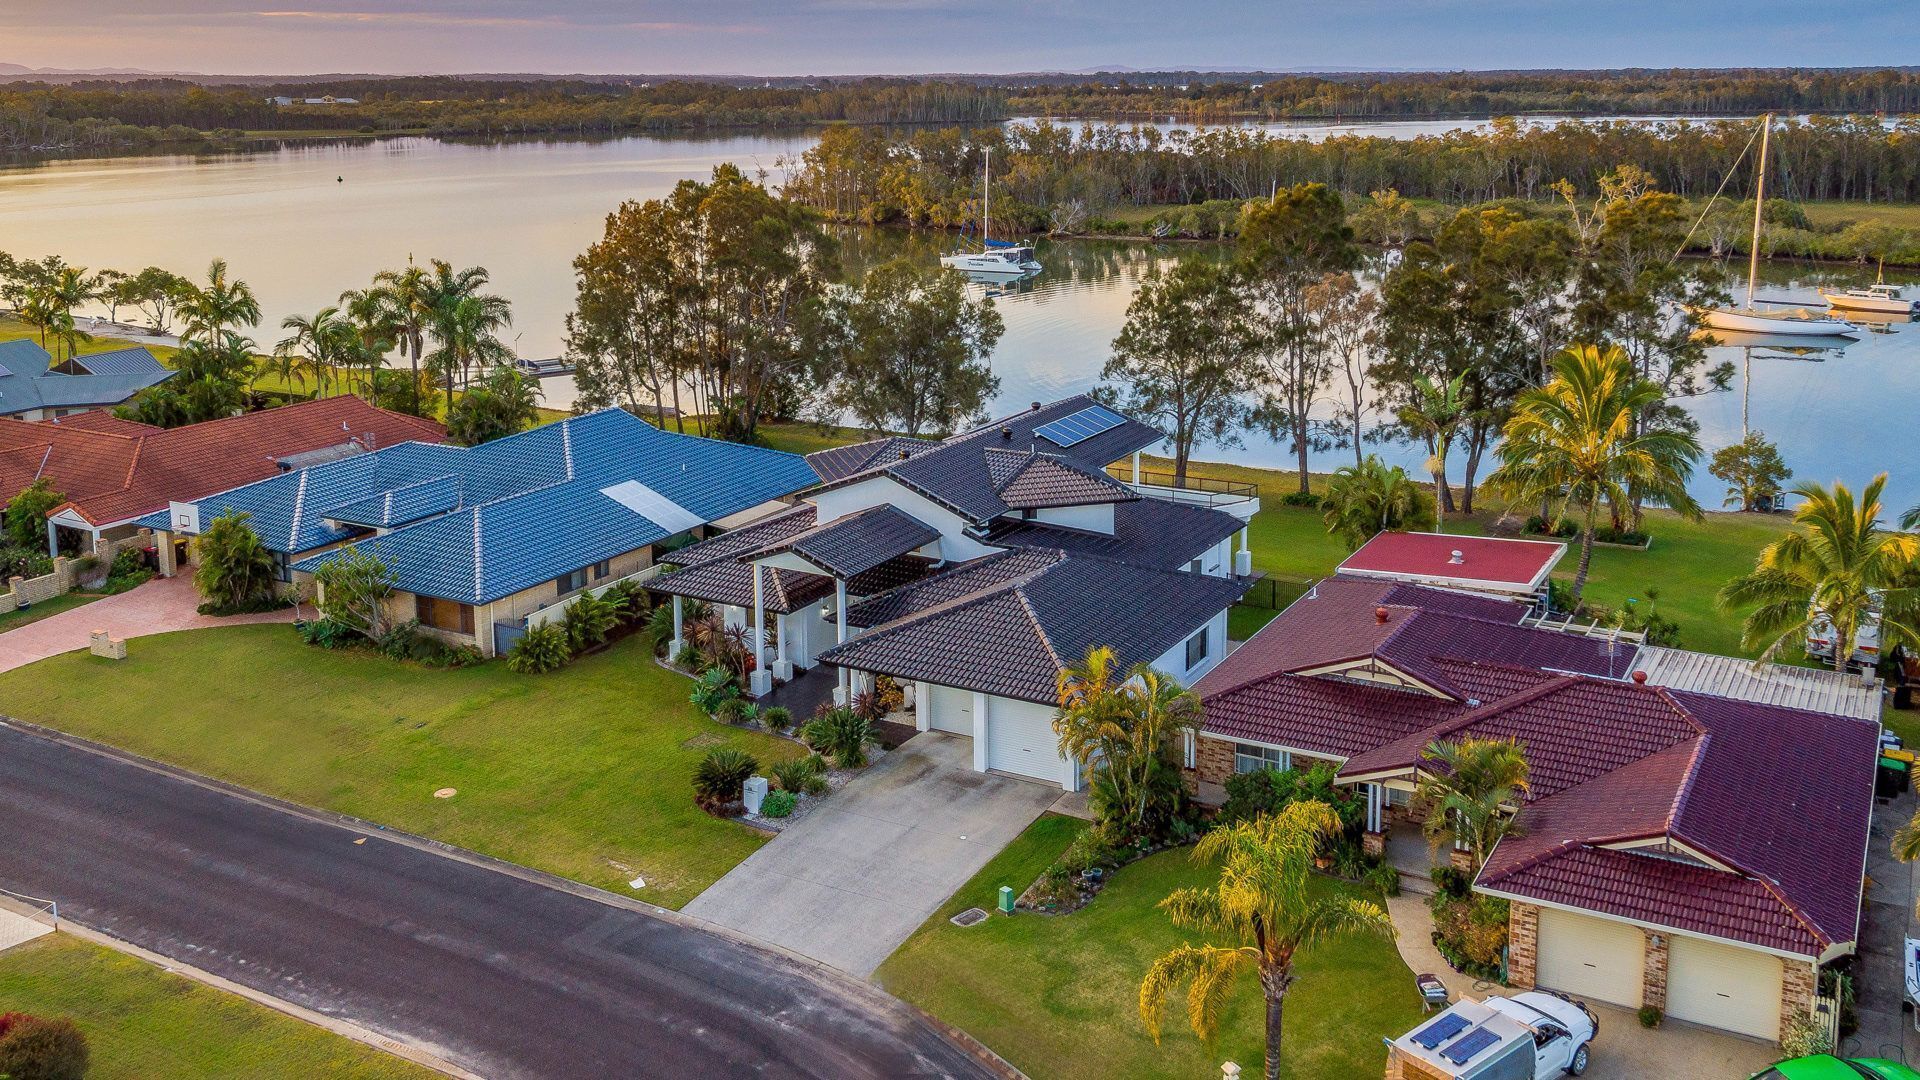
1694,114 -> 1859,339
1820,282 -> 1917,315
940,147 -> 1042,279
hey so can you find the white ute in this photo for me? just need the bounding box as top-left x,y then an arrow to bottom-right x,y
1384,991 -> 1598,1079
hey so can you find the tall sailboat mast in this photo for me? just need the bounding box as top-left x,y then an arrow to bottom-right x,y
982,146 -> 991,252
1746,114 -> 1771,311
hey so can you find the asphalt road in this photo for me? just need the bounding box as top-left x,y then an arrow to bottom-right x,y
0,723 -> 993,1079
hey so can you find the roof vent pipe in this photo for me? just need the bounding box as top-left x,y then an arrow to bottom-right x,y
899,449 -> 911,460
1449,549 -> 1464,564
1631,670 -> 1648,684
1030,401 -> 1041,411
1000,426 -> 1012,441
1374,606 -> 1390,624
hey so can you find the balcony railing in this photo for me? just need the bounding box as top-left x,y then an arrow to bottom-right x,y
1105,466 -> 1258,507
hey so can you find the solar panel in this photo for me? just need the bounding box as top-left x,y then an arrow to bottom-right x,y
1034,405 -> 1127,448
1409,1013 -> 1470,1050
1440,1026 -> 1500,1066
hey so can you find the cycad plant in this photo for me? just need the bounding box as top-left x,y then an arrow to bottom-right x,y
1719,475 -> 1919,671
1140,801 -> 1393,1080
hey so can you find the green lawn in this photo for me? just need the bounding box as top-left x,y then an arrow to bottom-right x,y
0,626 -> 800,908
876,815 -> 1425,1080
0,933 -> 434,1079
0,591 -> 101,633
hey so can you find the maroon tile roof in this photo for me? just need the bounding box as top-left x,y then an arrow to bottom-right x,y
1200,672 -> 1464,759
1339,531 -> 1565,591
1,397 -> 446,527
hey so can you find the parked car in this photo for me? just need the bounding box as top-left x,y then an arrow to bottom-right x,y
1751,1057 -> 1920,1080
1807,595 -> 1883,666
1385,990 -> 1597,1078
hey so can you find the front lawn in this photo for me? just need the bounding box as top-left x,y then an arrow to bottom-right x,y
0,591 -> 101,633
0,626 -> 801,908
876,815 -> 1425,1080
0,933 -> 435,1079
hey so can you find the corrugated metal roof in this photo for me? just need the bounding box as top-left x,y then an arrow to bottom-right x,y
1633,645 -> 1882,720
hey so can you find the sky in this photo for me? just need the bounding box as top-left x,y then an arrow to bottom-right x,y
5,1 -> 1915,77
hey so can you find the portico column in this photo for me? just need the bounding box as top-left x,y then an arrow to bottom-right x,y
914,681 -> 931,731
45,518 -> 58,558
156,529 -> 177,577
971,691 -> 990,772
834,577 -> 850,704
1131,450 -> 1142,484
749,563 -> 771,696
1235,524 -> 1252,577
671,595 -> 683,652
774,611 -> 791,679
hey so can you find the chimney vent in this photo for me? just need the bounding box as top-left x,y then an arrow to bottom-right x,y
1374,606 -> 1390,624
1030,401 -> 1042,412
1448,549 -> 1465,564
1631,670 -> 1648,684
898,449 -> 911,460
1000,425 -> 1012,441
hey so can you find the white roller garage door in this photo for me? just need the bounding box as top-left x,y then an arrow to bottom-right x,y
927,684 -> 973,735
1537,908 -> 1645,1008
1666,934 -> 1783,1041
986,698 -> 1062,784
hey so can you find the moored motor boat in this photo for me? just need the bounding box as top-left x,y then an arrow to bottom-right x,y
1820,282 -> 1918,314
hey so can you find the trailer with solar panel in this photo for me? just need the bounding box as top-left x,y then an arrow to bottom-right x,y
1383,991 -> 1596,1079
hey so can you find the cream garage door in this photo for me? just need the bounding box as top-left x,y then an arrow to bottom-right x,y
986,698 -> 1061,784
1537,908 -> 1645,1008
927,684 -> 973,735
1666,934 -> 1784,1040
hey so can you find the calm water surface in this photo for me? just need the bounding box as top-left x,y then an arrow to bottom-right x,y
1,130 -> 1915,509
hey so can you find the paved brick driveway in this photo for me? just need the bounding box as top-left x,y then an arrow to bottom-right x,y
0,575 -> 294,674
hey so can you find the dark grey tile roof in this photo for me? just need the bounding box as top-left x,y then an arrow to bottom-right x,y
664,503 -> 816,569
949,394 -> 1164,469
821,552 -> 1248,704
758,505 -> 941,578
844,548 -> 1064,628
987,449 -> 1136,509
985,498 -> 1245,571
804,436 -> 937,484
650,559 -> 834,614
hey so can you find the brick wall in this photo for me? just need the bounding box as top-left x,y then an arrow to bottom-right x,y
1642,930 -> 1669,1012
1781,958 -> 1816,1038
1194,735 -> 1234,785
1508,902 -> 1539,989
0,556 -> 74,612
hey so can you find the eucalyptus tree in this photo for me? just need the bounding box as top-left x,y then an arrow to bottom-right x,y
824,258 -> 1004,438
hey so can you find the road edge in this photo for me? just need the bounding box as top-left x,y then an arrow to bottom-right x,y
0,716 -> 1025,1080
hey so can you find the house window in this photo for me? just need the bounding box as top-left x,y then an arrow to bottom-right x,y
556,568 -> 587,595
415,594 -> 475,634
1235,743 -> 1289,774
1189,558 -> 1203,574
592,559 -> 612,581
1184,626 -> 1210,669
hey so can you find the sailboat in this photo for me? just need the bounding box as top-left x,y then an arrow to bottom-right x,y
1694,114 -> 1859,338
940,147 -> 1043,278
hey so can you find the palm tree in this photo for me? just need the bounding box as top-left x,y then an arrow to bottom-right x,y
338,285 -> 400,403
177,258 -> 260,345
1488,344 -> 1703,608
1140,802 -> 1392,1080
192,510 -> 279,612
424,261 -> 513,401
1320,455 -> 1433,551
1397,371 -> 1467,531
1054,645 -> 1200,837
374,263 -> 434,416
1413,737 -> 1531,872
276,307 -> 351,396
1719,476 -> 1919,672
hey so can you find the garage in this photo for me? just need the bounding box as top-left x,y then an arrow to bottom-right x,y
1666,934 -> 1784,1040
1537,907 -> 1645,1008
926,684 -> 973,735
986,698 -> 1063,784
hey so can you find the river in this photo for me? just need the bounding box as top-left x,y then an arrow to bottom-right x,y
1,126 -> 1915,510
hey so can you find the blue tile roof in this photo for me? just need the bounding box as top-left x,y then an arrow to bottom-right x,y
146,408 -> 818,604
69,347 -> 169,377
0,340 -> 173,415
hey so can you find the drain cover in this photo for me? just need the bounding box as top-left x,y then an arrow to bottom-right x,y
950,907 -> 989,927
433,787 -> 457,799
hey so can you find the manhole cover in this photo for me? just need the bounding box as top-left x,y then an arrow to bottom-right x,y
950,907 -> 989,927
433,787 -> 457,799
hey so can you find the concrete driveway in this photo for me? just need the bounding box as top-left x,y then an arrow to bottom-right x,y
0,575 -> 293,674
685,731 -> 1061,976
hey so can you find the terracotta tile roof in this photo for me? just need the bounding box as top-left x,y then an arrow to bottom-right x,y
5,397 -> 446,527
43,412 -> 159,435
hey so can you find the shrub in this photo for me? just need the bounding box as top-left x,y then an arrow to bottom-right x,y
561,592 -> 621,653
690,667 -> 739,714
872,676 -> 906,713
1219,763 -> 1363,837
295,617 -> 360,649
311,545 -> 396,641
379,621 -> 482,668
802,706 -> 871,768
506,623 -> 572,674
1780,1011 -> 1832,1058
193,510 -> 279,613
0,546 -> 54,580
643,603 -> 678,655
0,1013 -> 89,1080
603,579 -> 649,623
714,697 -> 755,726
759,705 -> 792,733
1431,864 -> 1473,900
5,479 -> 64,551
850,688 -> 886,722
1365,862 -> 1402,898
1279,490 -> 1322,508
1637,1005 -> 1663,1028
671,643 -> 701,670
693,747 -> 758,808
760,789 -> 797,818
770,755 -> 823,794
1057,828 -> 1120,876
1430,893 -> 1510,974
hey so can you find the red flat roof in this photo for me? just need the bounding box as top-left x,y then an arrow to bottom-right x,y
1337,532 -> 1565,592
